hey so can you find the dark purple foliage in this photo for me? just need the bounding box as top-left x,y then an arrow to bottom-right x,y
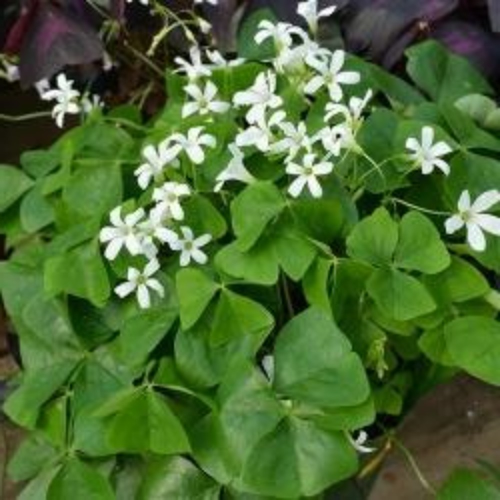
5,0 -> 104,87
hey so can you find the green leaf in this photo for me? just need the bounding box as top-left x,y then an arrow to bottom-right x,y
4,360 -> 78,428
176,269 -> 219,329
347,208 -> 398,267
274,307 -> 370,409
241,417 -> 358,498
47,458 -> 114,500
8,436 -> 57,482
138,456 -> 221,500
0,164 -> 33,212
232,182 -> 286,251
445,317 -> 500,386
437,468 -> 500,500
120,307 -> 178,366
175,315 -> 269,389
19,467 -> 60,500
62,160 -> 122,218
422,257 -> 489,303
394,211 -> 450,274
418,328 -> 454,366
191,364 -> 285,484
183,194 -> 227,240
237,8 -> 277,60
44,240 -> 110,306
302,258 -> 333,313
367,269 -> 436,321
108,390 -> 191,454
406,41 -> 493,102
216,241 -> 280,286
20,184 -> 55,232
20,149 -> 60,178
455,94 -> 498,128
210,289 -> 274,347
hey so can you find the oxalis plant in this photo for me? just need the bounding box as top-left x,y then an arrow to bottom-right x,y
1,1 -> 500,498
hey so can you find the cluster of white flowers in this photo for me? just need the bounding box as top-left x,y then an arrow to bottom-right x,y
99,0 -> 500,308
41,73 -> 102,128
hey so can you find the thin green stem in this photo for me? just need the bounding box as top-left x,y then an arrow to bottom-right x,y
123,40 -> 164,78
0,111 -> 52,122
392,436 -> 436,496
390,197 -> 450,217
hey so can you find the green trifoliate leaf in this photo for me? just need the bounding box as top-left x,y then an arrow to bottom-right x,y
210,289 -> 274,347
191,363 -> 285,484
138,456 -> 221,500
107,390 -> 191,455
445,317 -> 500,386
367,268 -> 436,321
394,211 -> 450,274
0,164 -> 33,212
176,269 -> 219,329
47,458 -> 114,500
231,181 -> 286,252
346,208 -> 399,267
274,307 -> 370,409
241,417 -> 358,499
175,317 -> 269,388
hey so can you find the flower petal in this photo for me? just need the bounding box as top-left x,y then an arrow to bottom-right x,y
466,223 -> 487,252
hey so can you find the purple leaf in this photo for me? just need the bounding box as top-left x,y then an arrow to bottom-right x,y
17,3 -> 103,86
432,20 -> 500,81
344,0 -> 458,62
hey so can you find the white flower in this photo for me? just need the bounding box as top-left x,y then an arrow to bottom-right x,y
1,60 -> 19,82
126,0 -> 148,6
206,49 -> 245,68
254,20 -> 305,50
445,190 -> 500,252
136,209 -> 179,259
235,110 -> 286,152
99,207 -> 146,260
81,94 -> 103,114
270,121 -> 315,160
297,0 -> 336,34
34,79 -> 50,97
317,125 -> 348,156
215,144 -> 255,192
286,153 -> 333,198
325,89 -> 373,124
182,81 -> 230,118
41,74 -> 81,128
348,431 -> 376,454
170,126 -> 216,164
134,142 -> 182,190
194,0 -> 218,4
115,260 -> 165,309
170,227 -> 212,266
233,71 -> 283,124
406,126 -> 453,175
174,46 -> 212,81
152,181 -> 191,221
305,50 -> 360,101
